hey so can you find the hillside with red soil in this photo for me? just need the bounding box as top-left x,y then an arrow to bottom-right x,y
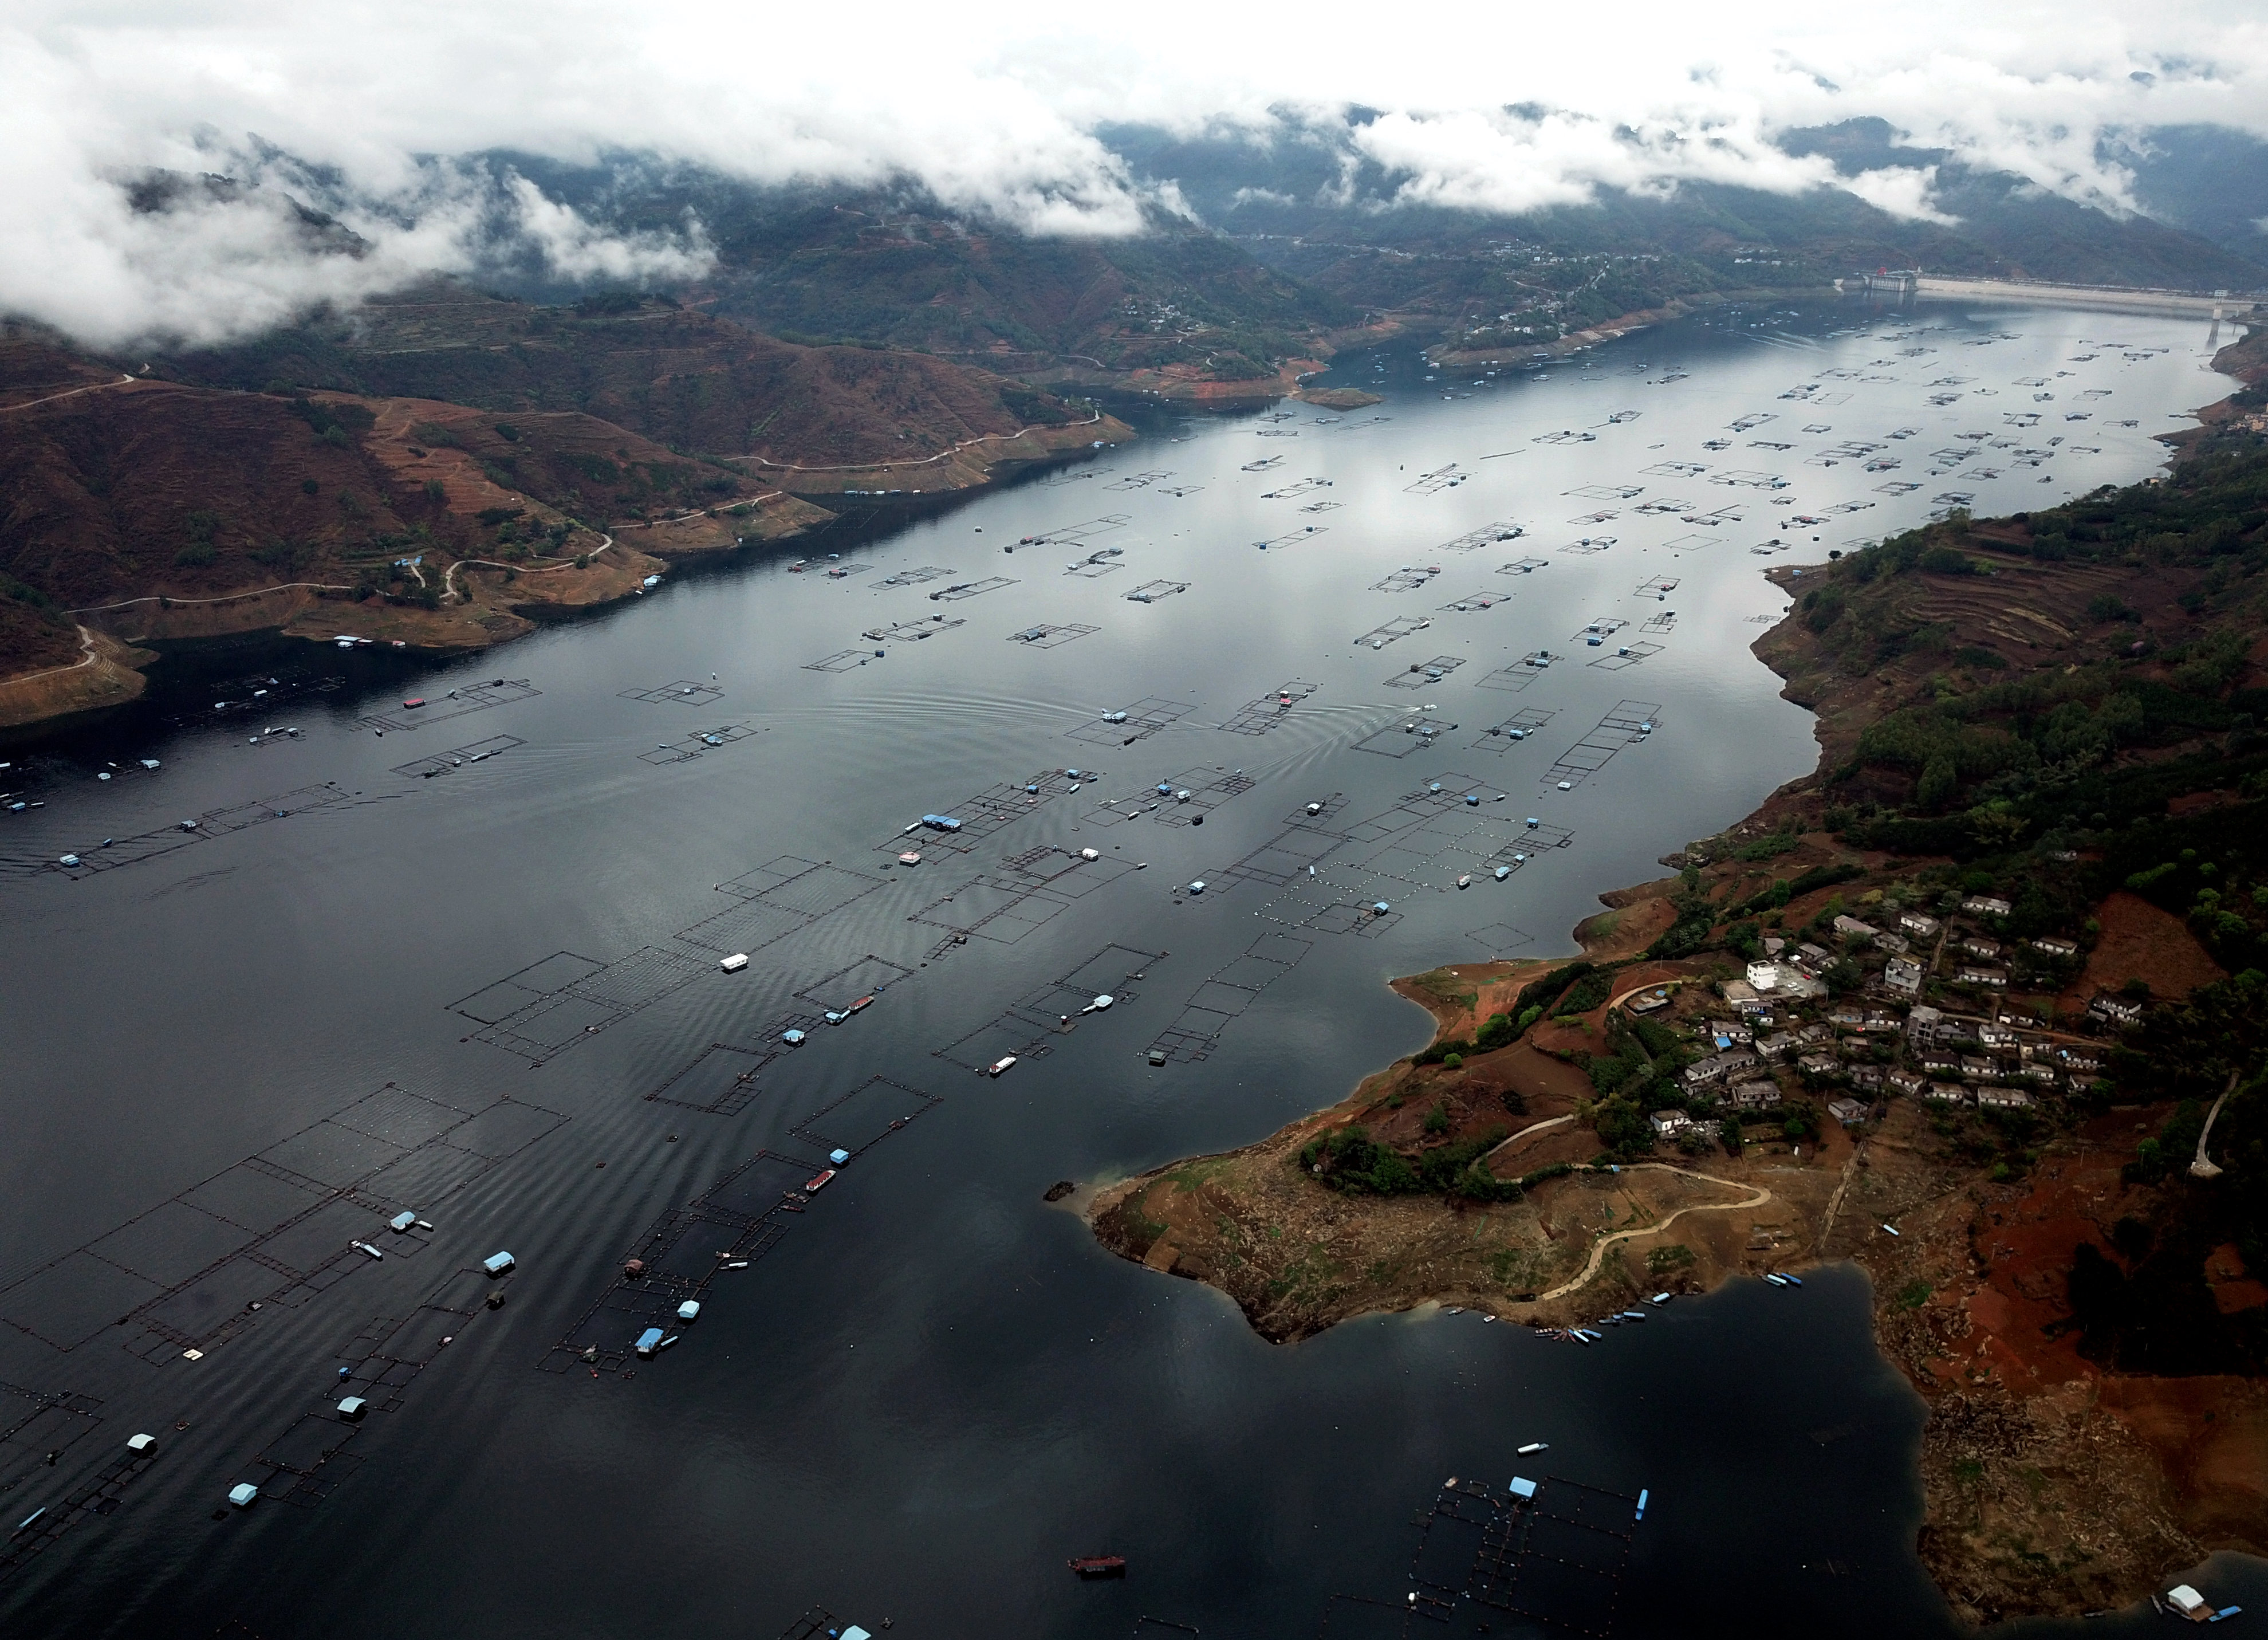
149,284 -> 1107,476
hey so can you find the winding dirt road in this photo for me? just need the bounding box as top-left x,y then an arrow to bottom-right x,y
1533,1162 -> 1774,1302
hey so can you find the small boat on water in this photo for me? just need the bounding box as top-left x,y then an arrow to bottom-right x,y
1765,1273 -> 1790,1287
986,1055 -> 1018,1077
898,851 -> 922,866
1781,1273 -> 1804,1287
1635,1489 -> 1649,1521
1456,874 -> 1471,889
719,953 -> 749,973
1518,1442 -> 1548,1455
1068,1556 -> 1127,1579
1495,866 -> 1511,880
804,1169 -> 836,1193
845,995 -> 874,1016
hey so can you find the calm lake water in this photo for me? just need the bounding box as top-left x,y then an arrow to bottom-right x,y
1,298 -> 2254,1639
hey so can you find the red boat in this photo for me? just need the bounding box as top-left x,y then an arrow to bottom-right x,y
401,698 -> 426,709
1068,1556 -> 1126,1579
845,994 -> 874,1016
804,1169 -> 836,1193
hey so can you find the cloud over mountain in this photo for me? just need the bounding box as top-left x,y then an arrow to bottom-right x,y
6,0 -> 2265,346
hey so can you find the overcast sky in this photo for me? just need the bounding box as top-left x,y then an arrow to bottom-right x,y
7,0 -> 2265,346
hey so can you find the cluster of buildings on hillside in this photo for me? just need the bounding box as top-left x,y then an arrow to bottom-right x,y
1624,888 -> 2138,1146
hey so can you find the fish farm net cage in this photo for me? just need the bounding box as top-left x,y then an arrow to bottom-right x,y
1068,698 -> 1195,746
795,955 -> 914,1013
540,1148 -> 836,1376
1541,702 -> 1661,790
451,946 -> 708,1064
617,679 -> 723,706
1588,642 -> 1663,671
910,876 -> 1074,945
802,648 -> 879,673
639,722 -> 758,764
1354,616 -> 1431,651
1471,709 -> 1556,749
1372,567 -> 1441,593
1220,681 -> 1319,736
9,782 -> 388,883
1437,589 -> 1510,612
1383,656 -> 1464,689
1352,718 -> 1454,758
932,942 -> 1161,1068
0,1085 -> 564,1367
161,664 -> 343,728
1007,623 -> 1100,648
355,678 -> 538,733
927,576 -> 1016,602
1404,464 -> 1469,494
871,564 -> 954,588
1021,513 -> 1129,546
859,616 -> 965,644
1436,521 -> 1526,553
676,858 -> 886,957
1251,526 -> 1327,551
1146,768 -> 1257,827
870,768 -> 1101,856
1142,933 -> 1310,1063
789,1076 -> 943,1158
391,734 -> 525,778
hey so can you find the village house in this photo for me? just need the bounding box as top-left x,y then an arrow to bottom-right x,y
1962,895 -> 2013,918
1905,1004 -> 1944,1042
1898,911 -> 1941,938
1976,1086 -> 2034,1112
1960,935 -> 2002,961
1826,1096 -> 1869,1126
1850,1064 -> 1887,1092
1703,1018 -> 1754,1047
1873,929 -> 1911,955
1682,1049 -> 1759,1091
1976,1021 -> 2019,1050
1730,1078 -> 1783,1110
1888,1068 -> 1929,1098
1746,961 -> 1826,1000
1883,955 -> 1923,995
1797,1052 -> 1842,1079
1926,1082 -> 1974,1106
2089,993 -> 2144,1027
1650,1109 -> 1695,1139
2031,936 -> 2078,958
1715,979 -> 1761,1013
2055,1045 -> 2102,1073
1755,1030 -> 1798,1059
1955,965 -> 2009,989
1623,988 -> 1673,1016
1832,914 -> 1880,941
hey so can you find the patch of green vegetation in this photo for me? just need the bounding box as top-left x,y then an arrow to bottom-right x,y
1897,1279 -> 1934,1311
1647,1244 -> 1696,1275
1301,1124 -> 1518,1202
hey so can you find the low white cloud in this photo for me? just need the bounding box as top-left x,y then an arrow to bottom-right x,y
5,0 -> 2266,347
1844,166 -> 1961,224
